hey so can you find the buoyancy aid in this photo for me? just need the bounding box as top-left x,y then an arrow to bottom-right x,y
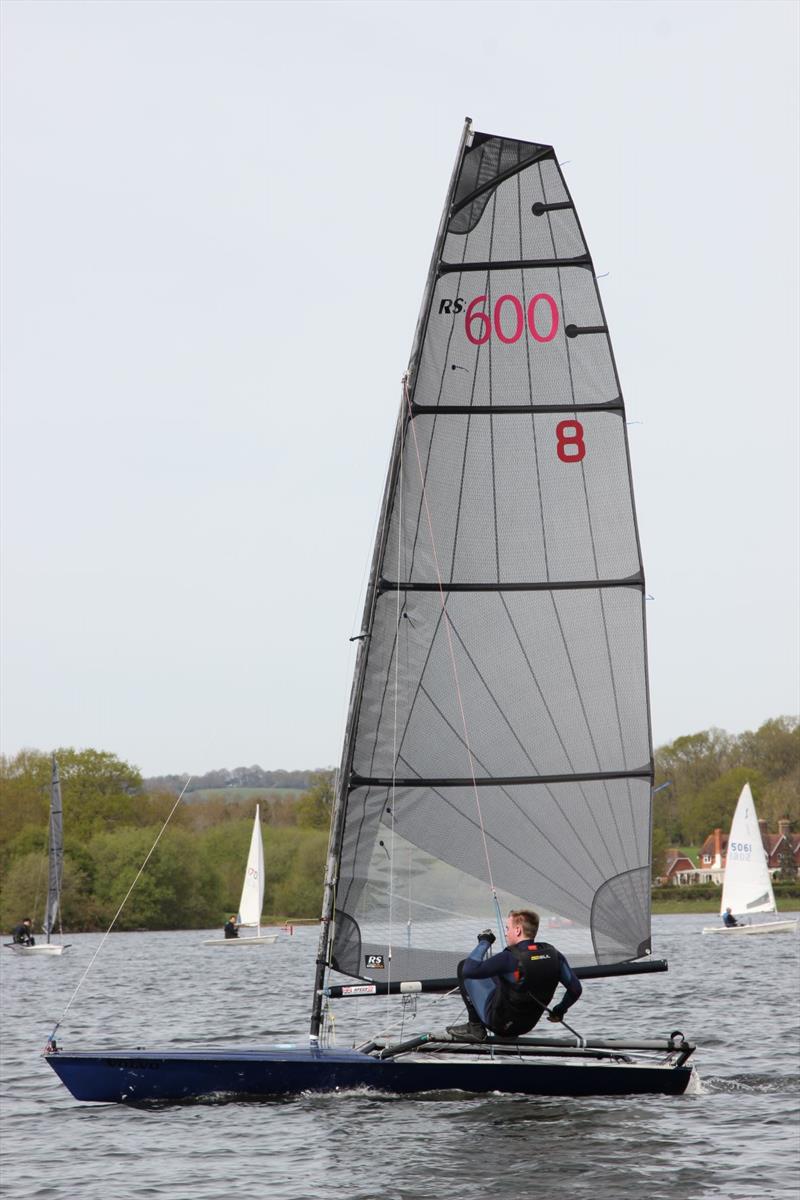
486,940 -> 562,1036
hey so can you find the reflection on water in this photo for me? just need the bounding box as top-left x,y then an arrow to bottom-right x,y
1,915 -> 798,1200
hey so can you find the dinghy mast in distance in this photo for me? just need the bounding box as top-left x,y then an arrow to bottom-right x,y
45,121 -> 696,1101
702,783 -> 799,936
7,755 -> 69,957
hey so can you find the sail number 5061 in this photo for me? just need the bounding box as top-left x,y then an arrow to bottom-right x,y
465,293 -> 559,345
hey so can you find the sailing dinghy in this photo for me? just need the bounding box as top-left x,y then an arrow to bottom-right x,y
702,784 -> 798,936
202,806 -> 278,946
8,756 -> 69,957
46,121 -> 696,1100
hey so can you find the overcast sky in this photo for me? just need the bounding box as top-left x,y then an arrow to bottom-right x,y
2,0 -> 797,778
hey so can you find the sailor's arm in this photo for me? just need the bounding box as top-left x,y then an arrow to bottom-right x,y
548,954 -> 583,1020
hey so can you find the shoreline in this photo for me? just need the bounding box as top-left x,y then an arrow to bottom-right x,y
652,899 -> 799,915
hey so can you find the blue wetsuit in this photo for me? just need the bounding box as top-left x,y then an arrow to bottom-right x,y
461,937 -> 582,1034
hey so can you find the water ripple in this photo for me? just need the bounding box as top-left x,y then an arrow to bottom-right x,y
1,917 -> 799,1200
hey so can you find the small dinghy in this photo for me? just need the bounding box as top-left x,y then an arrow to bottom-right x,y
202,806 -> 278,946
7,756 -> 70,957
702,784 -> 798,936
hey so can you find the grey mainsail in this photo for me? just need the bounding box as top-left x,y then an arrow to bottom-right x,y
313,123 -> 653,1027
43,755 -> 64,941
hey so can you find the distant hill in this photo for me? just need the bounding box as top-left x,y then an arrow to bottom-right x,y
143,766 -> 332,795
184,786 -> 309,805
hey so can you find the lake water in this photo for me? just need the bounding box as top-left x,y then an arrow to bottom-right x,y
1,914 -> 799,1200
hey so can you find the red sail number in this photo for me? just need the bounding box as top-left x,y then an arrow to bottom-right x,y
556,420 -> 586,463
465,293 -> 559,345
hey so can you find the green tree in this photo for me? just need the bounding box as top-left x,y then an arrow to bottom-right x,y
295,771 -> 334,829
0,747 -> 144,860
87,826 -> 223,929
678,767 -> 764,845
0,851 -> 96,933
269,830 -> 327,917
757,766 -> 800,827
651,827 -> 669,881
734,717 -> 800,782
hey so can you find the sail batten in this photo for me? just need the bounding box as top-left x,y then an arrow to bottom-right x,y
351,769 -> 651,787
319,123 -> 654,1005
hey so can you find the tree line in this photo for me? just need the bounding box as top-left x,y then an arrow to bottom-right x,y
0,750 -> 332,932
1,716 -> 797,930
143,766 -> 319,794
652,716 -> 799,876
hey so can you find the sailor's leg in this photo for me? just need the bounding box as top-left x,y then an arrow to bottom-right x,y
456,952 -> 496,1026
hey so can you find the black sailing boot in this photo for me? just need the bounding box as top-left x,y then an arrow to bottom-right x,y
445,1020 -> 487,1043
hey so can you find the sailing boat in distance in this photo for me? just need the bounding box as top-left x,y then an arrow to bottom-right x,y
7,755 -> 69,956
702,783 -> 799,936
202,805 -> 278,946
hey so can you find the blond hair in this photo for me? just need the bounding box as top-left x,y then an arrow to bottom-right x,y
508,909 -> 540,939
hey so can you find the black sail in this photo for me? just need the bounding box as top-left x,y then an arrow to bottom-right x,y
322,124 -> 653,999
43,755 -> 64,941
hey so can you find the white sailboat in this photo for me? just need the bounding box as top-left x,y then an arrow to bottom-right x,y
703,784 -> 798,936
202,805 -> 278,946
7,756 -> 69,956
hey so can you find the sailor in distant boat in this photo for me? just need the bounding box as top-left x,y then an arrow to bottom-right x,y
11,918 -> 35,946
447,910 -> 582,1042
722,907 -> 741,928
223,915 -> 239,939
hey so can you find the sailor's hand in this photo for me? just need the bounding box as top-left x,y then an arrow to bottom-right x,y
477,928 -> 496,945
547,1006 -> 565,1023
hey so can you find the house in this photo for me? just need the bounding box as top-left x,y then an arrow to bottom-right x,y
660,850 -> 701,886
698,818 -> 799,885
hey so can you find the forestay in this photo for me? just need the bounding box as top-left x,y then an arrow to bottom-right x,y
325,128 -> 654,999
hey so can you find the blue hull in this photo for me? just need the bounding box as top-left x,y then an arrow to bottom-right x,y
45,1045 -> 693,1103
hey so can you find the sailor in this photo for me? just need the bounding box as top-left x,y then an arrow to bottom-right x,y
446,909 -> 582,1042
11,918 -> 35,946
722,907 -> 740,928
223,915 -> 239,939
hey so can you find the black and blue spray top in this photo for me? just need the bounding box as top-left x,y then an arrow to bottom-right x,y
463,937 -> 582,1035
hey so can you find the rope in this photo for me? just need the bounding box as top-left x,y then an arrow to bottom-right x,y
386,412 -> 404,1027
45,777 -> 193,1046
402,375 -> 499,908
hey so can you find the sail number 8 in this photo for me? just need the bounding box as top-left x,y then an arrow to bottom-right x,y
556,420 -> 586,463
465,293 -> 559,345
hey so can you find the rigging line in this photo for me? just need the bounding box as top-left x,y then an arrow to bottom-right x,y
534,161 -> 629,867
406,220 -> 470,584
387,417 -> 405,1022
447,602 -> 614,883
543,164 -> 638,869
394,751 -> 592,910
548,590 -> 630,868
486,188 -> 502,586
447,239 -> 483,583
45,777 -> 193,1043
520,170 -> 551,581
497,592 -> 618,871
407,688 -> 597,904
403,375 -> 498,902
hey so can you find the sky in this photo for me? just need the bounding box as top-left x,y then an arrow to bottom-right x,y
1,0 -> 798,778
